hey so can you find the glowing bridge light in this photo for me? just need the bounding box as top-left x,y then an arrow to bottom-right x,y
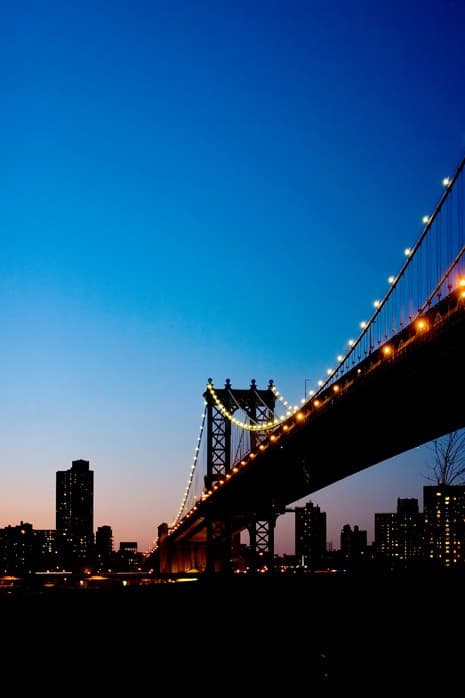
326,368 -> 333,376
309,389 -> 315,396
373,300 -> 381,308
333,384 -> 340,393
388,275 -> 396,284
337,355 -> 344,362
313,400 -> 321,408
360,321 -> 367,329
422,216 -> 430,225
296,412 -> 305,421
404,248 -> 412,256
318,379 -> 324,386
416,318 -> 428,332
382,345 -> 393,356
348,339 -> 356,347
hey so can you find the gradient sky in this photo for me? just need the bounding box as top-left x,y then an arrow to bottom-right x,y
2,0 -> 465,553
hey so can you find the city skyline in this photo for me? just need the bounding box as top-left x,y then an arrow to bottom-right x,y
2,460 -> 463,568
2,2 -> 465,552
0,448 -> 455,554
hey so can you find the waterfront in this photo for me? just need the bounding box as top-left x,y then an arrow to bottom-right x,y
2,573 -> 463,689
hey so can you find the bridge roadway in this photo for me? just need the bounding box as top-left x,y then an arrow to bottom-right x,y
159,288 -> 465,569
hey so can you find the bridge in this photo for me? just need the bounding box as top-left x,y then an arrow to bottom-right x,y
148,154 -> 465,574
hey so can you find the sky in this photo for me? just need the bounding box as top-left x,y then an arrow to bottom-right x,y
1,0 -> 465,553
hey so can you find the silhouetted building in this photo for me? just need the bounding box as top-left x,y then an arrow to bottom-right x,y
0,522 -> 35,573
397,497 -> 419,514
95,525 -> 113,571
114,541 -> 141,571
340,524 -> 367,563
295,501 -> 326,567
34,529 -> 59,571
0,524 -> 61,573
424,485 -> 465,567
375,497 -> 423,564
56,459 -> 94,567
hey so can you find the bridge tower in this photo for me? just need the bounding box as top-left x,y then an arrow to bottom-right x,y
203,378 -> 276,572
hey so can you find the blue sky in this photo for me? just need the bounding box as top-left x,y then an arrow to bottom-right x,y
1,0 -> 465,552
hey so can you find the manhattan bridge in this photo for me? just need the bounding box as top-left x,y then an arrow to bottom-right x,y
147,154 -> 465,574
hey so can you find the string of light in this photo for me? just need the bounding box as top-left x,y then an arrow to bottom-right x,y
168,269 -> 465,536
308,171 -> 460,398
166,160 -> 465,537
170,403 -> 207,528
206,382 -> 298,431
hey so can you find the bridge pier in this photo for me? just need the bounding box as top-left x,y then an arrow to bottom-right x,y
157,522 -> 207,573
206,518 -> 232,573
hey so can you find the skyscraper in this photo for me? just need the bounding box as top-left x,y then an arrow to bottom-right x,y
295,500 -> 326,568
375,497 -> 423,564
424,485 -> 465,567
95,525 -> 113,571
340,524 -> 367,563
56,459 -> 94,567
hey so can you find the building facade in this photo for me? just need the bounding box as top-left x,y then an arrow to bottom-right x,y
56,459 -> 94,567
375,497 -> 423,564
423,485 -> 465,567
340,524 -> 367,564
95,525 -> 113,570
295,501 -> 326,568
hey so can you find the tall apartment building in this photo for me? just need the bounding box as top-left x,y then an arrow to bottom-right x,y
56,459 -> 94,567
295,500 -> 326,567
375,498 -> 423,563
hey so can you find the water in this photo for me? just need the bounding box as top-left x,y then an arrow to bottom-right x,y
2,573 -> 463,689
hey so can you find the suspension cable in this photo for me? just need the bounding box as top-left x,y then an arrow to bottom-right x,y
313,153 -> 465,396
169,154 -> 465,534
419,243 -> 465,314
170,402 -> 207,528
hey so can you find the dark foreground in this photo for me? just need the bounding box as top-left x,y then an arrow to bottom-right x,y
2,574 -> 463,690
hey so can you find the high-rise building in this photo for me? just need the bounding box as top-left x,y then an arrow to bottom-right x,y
0,522 -> 35,574
340,524 -> 367,562
295,501 -> 326,567
375,497 -> 423,564
56,459 -> 94,566
95,525 -> 113,570
115,542 -> 140,571
397,498 -> 419,514
34,529 -> 59,571
424,485 -> 465,567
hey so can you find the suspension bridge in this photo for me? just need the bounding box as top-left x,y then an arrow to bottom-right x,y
147,154 -> 465,574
